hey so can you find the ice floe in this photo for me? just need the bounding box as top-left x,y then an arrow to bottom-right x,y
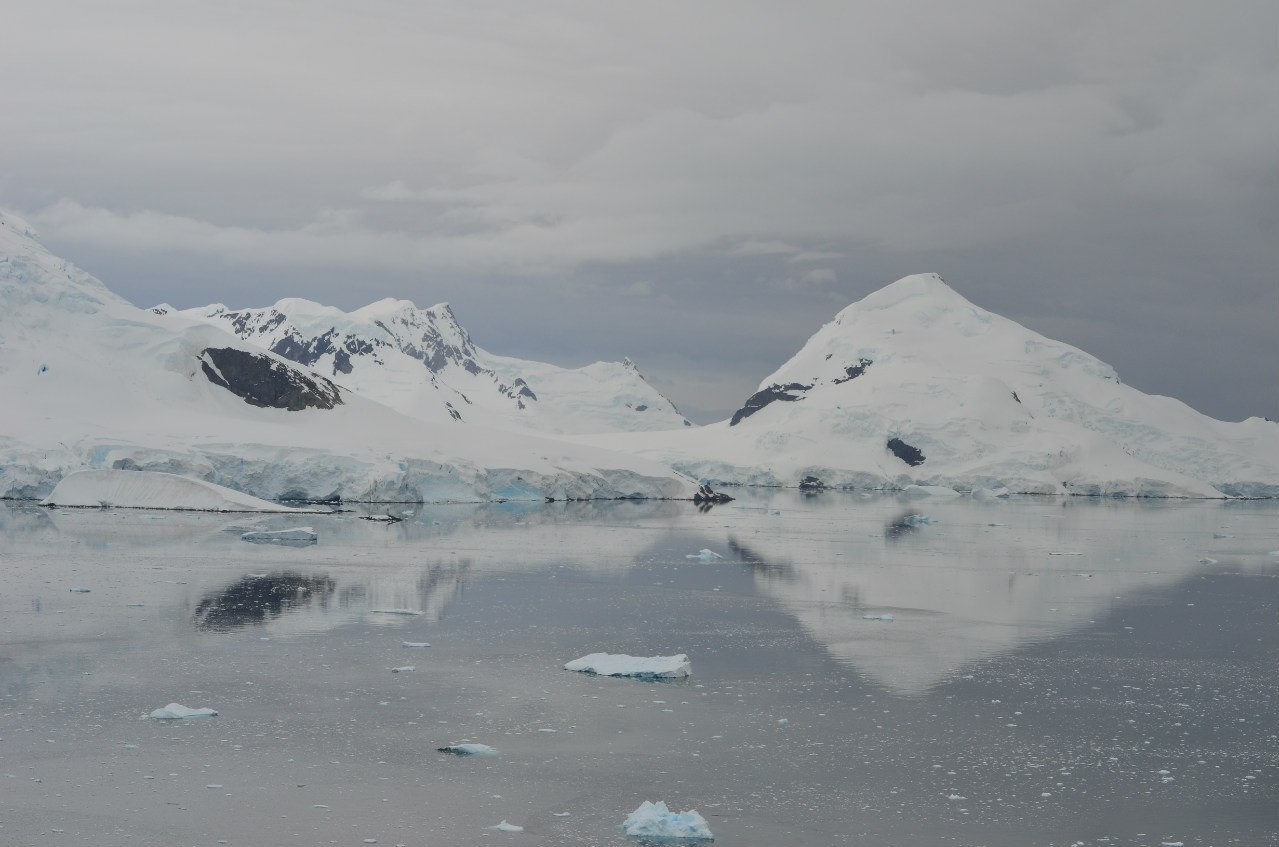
565,653 -> 692,679
148,703 -> 218,720
491,820 -> 523,832
240,527 -> 317,545
685,549 -> 722,561
438,743 -> 499,757
390,666 -> 415,673
621,800 -> 713,841
401,641 -> 430,648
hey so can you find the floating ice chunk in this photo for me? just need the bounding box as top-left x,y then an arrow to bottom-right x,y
402,641 -> 430,648
622,801 -> 713,841
863,613 -> 894,622
438,743 -> 499,757
1161,842 -> 1184,846
685,549 -> 722,561
1198,557 -> 1218,565
565,653 -> 691,679
948,794 -> 966,801
491,821 -> 523,832
370,608 -> 423,616
390,666 -> 416,673
552,812 -> 571,817
902,514 -> 932,526
240,527 -> 317,545
149,703 -> 218,720
69,587 -> 91,593
901,485 -> 960,499
971,486 -> 1011,499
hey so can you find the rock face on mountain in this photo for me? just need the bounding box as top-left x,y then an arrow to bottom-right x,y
593,274 -> 1279,498
180,298 -> 690,433
0,209 -> 702,504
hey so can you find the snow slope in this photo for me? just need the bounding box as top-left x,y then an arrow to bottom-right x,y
172,297 -> 690,434
593,274 -> 1279,498
0,210 -> 701,503
42,469 -> 311,511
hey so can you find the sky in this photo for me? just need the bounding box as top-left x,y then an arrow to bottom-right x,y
3,1 -> 1276,423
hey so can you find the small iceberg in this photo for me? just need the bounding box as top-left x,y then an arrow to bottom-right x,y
902,514 -> 932,526
863,613 -> 894,622
491,821 -> 523,833
438,743 -> 498,757
240,527 -> 317,546
148,702 -> 218,720
685,549 -> 722,561
390,666 -> 415,673
622,800 -> 713,841
901,484 -> 960,499
565,653 -> 691,680
402,641 -> 430,648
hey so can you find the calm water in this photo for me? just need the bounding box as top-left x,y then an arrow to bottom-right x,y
1,493 -> 1276,846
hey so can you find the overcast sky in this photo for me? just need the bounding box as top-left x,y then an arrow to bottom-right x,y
4,1 -> 1276,422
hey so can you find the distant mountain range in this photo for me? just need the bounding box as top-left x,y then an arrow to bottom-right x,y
2,207 -> 1276,501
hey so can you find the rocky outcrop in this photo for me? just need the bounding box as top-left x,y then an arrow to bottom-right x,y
199,347 -> 343,411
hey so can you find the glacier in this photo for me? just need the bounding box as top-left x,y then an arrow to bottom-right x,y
0,210 -> 704,505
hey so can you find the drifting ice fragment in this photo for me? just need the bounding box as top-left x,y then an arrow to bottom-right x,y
390,666 -> 415,673
240,527 -> 317,546
685,549 -> 722,561
1198,558 -> 1218,565
149,703 -> 218,720
863,614 -> 894,622
491,821 -> 523,832
622,800 -> 713,841
438,743 -> 499,757
402,641 -> 430,648
902,514 -> 932,526
565,653 -> 692,679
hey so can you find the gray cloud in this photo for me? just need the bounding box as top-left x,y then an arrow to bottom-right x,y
3,0 -> 1276,421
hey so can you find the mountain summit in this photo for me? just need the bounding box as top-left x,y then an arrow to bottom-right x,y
597,273 -> 1279,498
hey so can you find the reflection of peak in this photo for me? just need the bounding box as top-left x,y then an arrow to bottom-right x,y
194,572 -> 337,631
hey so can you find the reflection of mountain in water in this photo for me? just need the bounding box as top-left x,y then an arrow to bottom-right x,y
194,572 -> 337,631
719,497 -> 1279,697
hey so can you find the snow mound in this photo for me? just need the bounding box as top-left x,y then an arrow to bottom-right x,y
42,470 -> 304,512
565,653 -> 692,679
621,800 -> 713,841
149,703 -> 218,720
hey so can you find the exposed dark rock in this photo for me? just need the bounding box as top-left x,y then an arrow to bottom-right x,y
693,484 -> 734,505
886,437 -> 926,467
798,475 -> 826,492
635,404 -> 648,412
199,347 -> 343,411
445,402 -> 462,421
1012,391 -> 1021,404
729,382 -> 813,426
833,358 -> 873,384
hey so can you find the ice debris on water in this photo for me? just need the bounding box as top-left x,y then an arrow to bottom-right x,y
402,641 -> 430,648
565,653 -> 692,679
240,527 -> 317,545
148,703 -> 218,720
491,821 -> 523,832
863,613 -> 894,622
685,549 -> 722,561
438,743 -> 498,757
1198,557 -> 1218,565
390,666 -> 415,673
622,800 -> 713,841
902,514 -> 932,526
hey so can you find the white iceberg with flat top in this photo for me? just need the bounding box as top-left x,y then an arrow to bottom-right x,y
565,653 -> 691,679
621,800 -> 713,840
149,702 -> 218,720
42,470 -> 305,512
240,527 -> 317,545
438,742 -> 498,757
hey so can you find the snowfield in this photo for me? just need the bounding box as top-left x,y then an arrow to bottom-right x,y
41,469 -> 312,511
0,210 -> 701,504
591,274 -> 1279,498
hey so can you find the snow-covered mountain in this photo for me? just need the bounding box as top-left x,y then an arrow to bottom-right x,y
165,297 -> 690,433
0,210 -> 701,503
592,274 -> 1279,498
